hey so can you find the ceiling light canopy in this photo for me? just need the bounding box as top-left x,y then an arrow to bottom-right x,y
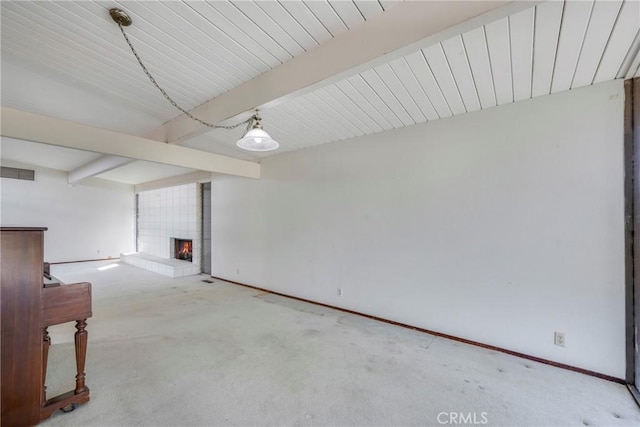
110,8 -> 279,153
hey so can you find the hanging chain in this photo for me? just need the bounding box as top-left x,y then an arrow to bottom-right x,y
117,23 -> 255,131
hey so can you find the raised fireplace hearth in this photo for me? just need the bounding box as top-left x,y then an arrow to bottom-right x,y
173,238 -> 192,262
120,252 -> 199,277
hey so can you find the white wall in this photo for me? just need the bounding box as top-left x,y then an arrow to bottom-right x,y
137,183 -> 201,271
1,162 -> 135,262
211,80 -> 626,378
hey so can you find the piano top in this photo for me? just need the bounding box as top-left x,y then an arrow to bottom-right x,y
1,226 -> 48,231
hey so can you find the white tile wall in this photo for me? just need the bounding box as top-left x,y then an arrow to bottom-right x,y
137,183 -> 202,273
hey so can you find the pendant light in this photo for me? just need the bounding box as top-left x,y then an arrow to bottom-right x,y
110,8 -> 279,153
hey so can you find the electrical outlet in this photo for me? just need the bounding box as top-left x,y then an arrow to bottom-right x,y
337,288 -> 343,297
554,332 -> 565,347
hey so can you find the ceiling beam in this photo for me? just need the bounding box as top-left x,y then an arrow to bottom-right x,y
146,0 -> 540,144
1,107 -> 260,179
134,170 -> 212,193
68,156 -> 134,184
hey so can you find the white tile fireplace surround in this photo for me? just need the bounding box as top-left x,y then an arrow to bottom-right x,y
121,183 -> 201,277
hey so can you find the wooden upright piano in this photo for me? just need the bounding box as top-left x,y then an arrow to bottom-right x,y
1,227 -> 92,426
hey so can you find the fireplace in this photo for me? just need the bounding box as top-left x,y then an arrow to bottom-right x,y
173,238 -> 193,262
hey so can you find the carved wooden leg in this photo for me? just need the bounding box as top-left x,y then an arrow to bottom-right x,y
42,328 -> 51,405
74,320 -> 88,394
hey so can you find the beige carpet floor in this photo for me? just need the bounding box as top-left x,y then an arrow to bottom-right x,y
41,260 -> 639,426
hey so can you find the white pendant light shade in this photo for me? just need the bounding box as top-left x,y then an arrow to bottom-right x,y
236,126 -> 279,152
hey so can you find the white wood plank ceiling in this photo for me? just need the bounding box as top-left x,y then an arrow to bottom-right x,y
189,0 -> 640,159
1,0 -> 396,127
1,0 -> 640,180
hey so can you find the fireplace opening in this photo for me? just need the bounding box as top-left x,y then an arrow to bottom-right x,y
173,239 -> 193,262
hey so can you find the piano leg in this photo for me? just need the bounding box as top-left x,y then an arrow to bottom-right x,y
74,319 -> 88,394
40,319 -> 91,421
42,327 -> 51,405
